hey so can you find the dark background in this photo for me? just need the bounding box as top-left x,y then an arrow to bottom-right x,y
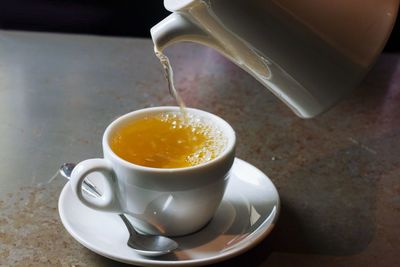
0,0 -> 398,51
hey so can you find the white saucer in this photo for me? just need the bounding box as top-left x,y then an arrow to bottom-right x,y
58,158 -> 280,266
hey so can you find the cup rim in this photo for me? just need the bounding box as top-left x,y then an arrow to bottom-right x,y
102,106 -> 236,173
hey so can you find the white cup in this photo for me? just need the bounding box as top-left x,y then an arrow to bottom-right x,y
70,106 -> 236,236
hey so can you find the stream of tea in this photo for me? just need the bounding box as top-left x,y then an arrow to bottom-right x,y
154,48 -> 187,117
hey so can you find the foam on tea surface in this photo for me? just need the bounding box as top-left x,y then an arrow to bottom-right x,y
110,112 -> 227,168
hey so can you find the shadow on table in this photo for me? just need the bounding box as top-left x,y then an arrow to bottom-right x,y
268,55 -> 400,256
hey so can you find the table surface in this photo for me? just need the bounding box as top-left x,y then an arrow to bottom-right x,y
0,30 -> 399,267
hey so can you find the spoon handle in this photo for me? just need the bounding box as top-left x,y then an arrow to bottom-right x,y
119,214 -> 139,238
59,163 -> 101,198
82,179 -> 102,197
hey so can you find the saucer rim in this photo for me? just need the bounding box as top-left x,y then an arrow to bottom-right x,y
58,158 -> 280,266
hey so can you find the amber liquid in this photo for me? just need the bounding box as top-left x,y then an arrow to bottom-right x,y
110,113 -> 226,168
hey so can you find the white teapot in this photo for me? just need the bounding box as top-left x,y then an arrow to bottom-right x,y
151,0 -> 398,118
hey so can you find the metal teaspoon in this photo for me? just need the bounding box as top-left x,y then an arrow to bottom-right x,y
59,163 -> 178,257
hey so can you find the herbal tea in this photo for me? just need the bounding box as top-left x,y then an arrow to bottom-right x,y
110,112 -> 226,168
111,48 -> 226,168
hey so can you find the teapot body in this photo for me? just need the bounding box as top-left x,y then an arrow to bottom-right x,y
152,0 -> 399,118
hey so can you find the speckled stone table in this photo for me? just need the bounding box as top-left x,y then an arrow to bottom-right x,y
0,30 -> 399,267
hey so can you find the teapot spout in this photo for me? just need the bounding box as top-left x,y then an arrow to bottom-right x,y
151,12 -> 220,53
150,11 -> 274,92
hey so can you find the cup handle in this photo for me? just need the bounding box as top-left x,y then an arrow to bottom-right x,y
70,158 -> 120,212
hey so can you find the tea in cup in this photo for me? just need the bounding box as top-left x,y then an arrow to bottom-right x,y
70,106 -> 236,236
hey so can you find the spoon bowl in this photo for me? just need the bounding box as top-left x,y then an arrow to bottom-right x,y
119,213 -> 178,257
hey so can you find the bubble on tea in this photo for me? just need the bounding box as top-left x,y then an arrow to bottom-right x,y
158,112 -> 227,167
